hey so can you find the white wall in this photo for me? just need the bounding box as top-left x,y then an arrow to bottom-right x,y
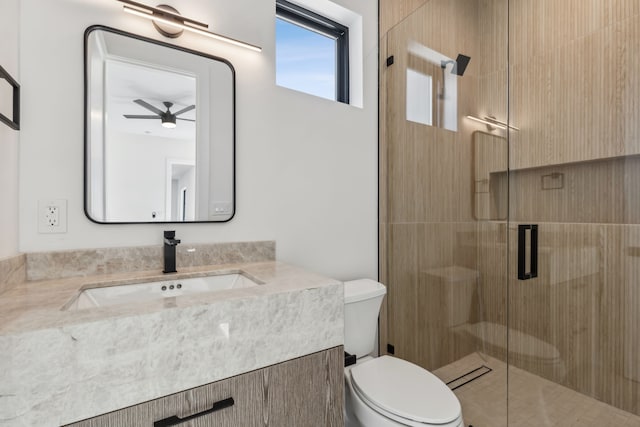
0,0 -> 20,259
18,0 -> 378,281
104,131 -> 195,222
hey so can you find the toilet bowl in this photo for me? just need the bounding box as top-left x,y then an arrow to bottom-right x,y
345,356 -> 465,427
344,279 -> 465,427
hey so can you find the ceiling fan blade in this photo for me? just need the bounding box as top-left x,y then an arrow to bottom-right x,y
173,105 -> 196,116
123,114 -> 161,119
176,118 -> 196,122
133,99 -> 165,115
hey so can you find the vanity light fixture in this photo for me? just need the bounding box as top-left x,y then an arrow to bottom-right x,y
117,0 -> 262,52
466,115 -> 520,131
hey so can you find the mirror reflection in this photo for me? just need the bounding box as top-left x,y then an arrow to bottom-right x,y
85,26 -> 235,223
472,131 -> 507,221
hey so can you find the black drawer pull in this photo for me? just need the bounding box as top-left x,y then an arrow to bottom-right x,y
517,224 -> 538,280
154,397 -> 235,427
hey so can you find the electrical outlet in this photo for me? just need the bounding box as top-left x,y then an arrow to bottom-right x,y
38,199 -> 67,233
45,205 -> 59,227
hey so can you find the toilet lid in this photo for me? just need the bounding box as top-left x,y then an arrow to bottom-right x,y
350,356 -> 461,425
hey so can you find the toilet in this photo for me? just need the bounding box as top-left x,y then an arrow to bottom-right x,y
344,279 -> 465,427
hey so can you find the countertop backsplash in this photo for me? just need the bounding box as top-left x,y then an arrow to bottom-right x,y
25,240 -> 276,281
0,253 -> 26,295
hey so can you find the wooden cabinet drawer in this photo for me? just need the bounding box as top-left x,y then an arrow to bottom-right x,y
66,368 -> 263,426
65,346 -> 343,427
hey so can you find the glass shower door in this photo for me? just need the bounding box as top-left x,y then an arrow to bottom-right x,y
380,1 -> 510,426
507,1 -> 640,425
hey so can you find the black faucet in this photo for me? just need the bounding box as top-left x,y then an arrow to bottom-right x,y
163,230 -> 181,274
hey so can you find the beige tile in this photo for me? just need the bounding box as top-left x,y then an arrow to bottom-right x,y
434,353 -> 640,427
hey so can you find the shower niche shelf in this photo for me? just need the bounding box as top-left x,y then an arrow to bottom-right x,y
475,154 -> 640,224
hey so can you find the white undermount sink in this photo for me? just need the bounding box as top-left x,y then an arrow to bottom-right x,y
64,273 -> 261,311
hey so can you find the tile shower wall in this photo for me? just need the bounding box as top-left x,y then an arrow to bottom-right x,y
509,0 -> 640,170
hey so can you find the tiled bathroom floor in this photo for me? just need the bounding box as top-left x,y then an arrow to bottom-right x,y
433,353 -> 640,427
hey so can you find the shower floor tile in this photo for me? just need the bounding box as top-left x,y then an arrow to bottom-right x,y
433,353 -> 640,427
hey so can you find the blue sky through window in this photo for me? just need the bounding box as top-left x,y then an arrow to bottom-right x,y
276,18 -> 336,101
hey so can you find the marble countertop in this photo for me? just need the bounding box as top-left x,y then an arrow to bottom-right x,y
0,261 -> 338,334
0,261 -> 344,426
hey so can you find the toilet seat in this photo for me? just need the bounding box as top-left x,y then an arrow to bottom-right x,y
350,356 -> 462,426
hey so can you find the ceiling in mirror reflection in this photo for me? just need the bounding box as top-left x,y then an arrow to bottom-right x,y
106,59 -> 196,140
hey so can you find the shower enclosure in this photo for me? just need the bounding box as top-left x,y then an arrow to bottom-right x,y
379,1 -> 640,425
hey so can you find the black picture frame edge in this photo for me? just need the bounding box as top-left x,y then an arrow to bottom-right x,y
0,64 -> 20,131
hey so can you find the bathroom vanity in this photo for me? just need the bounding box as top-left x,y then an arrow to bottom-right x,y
66,347 -> 342,426
0,251 -> 344,426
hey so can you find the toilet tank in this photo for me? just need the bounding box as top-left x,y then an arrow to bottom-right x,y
344,279 -> 387,358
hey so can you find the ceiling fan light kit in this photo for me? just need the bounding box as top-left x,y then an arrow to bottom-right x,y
161,116 -> 177,128
116,0 -> 262,52
124,99 -> 195,129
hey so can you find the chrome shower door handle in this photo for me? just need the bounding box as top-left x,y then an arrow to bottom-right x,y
518,224 -> 538,280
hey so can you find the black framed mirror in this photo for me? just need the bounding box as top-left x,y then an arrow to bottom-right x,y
84,25 -> 235,223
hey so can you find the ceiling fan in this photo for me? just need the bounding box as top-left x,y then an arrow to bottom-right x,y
123,99 -> 195,129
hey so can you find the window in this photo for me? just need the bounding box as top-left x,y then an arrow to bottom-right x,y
276,0 -> 349,104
